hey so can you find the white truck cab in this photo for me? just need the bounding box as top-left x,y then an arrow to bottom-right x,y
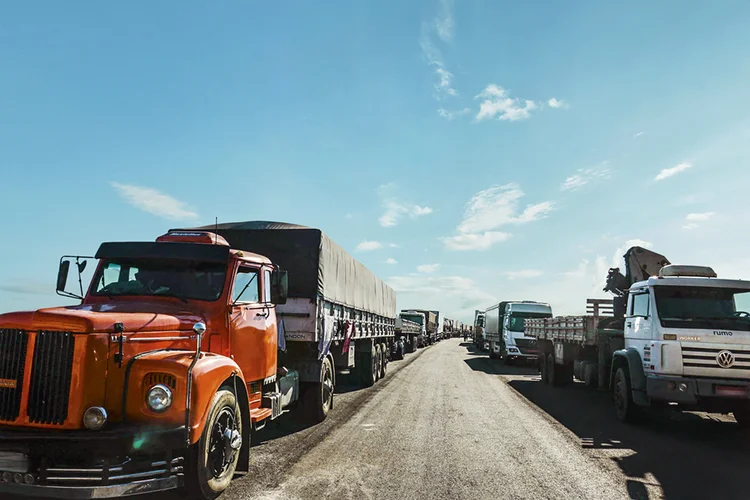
615,265 -> 750,424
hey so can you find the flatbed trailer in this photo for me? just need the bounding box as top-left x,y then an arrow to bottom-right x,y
525,299 -> 623,389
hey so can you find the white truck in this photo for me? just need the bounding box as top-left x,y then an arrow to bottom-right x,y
394,315 -> 422,359
400,310 -> 428,349
485,301 -> 552,363
527,246 -> 750,426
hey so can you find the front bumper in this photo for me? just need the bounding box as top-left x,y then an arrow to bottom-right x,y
647,375 -> 750,406
0,425 -> 185,498
0,476 -> 182,498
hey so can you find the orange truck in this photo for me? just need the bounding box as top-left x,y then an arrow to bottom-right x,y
0,221 -> 396,499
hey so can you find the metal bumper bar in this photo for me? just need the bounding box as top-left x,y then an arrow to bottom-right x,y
0,475 -> 182,498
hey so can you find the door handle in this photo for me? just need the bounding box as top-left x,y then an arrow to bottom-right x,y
255,311 -> 269,319
626,322 -> 632,328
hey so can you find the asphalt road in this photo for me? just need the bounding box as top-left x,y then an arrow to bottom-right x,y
18,338 -> 750,500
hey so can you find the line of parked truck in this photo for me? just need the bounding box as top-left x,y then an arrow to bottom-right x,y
0,221 -> 451,500
473,245 -> 750,429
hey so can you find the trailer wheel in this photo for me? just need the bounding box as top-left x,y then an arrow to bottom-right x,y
380,343 -> 388,378
360,349 -> 378,387
187,390 -> 243,500
302,357 -> 335,423
539,355 -> 548,384
374,344 -> 383,382
546,354 -> 557,386
584,363 -> 597,388
613,366 -> 641,423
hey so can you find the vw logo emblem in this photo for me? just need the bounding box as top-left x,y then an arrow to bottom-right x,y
717,350 -> 735,368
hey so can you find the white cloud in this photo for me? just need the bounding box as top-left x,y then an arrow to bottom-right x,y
683,212 -> 715,230
385,258 -> 398,265
389,243 -> 399,248
388,274 -> 496,321
435,0 -> 454,42
356,241 -> 383,252
438,107 -> 471,120
634,131 -> 646,139
417,264 -> 440,273
547,97 -> 567,109
475,85 -> 538,121
685,212 -> 714,222
457,184 -> 554,234
655,162 -> 692,181
378,183 -> 433,227
503,269 -> 543,280
110,182 -> 198,220
345,213 -> 354,220
442,231 -> 511,251
560,162 -> 612,191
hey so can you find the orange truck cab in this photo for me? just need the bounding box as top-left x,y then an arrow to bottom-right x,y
0,221 -> 396,499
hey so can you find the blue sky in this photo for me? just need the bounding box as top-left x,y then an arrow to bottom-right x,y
2,1 -> 750,321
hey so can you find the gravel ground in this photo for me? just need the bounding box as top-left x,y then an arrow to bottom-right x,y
19,338 -> 750,500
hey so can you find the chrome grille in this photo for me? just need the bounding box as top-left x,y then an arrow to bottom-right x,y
28,331 -> 75,425
0,329 -> 29,421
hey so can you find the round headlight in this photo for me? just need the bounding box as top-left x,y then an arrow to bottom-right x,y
146,384 -> 173,413
83,406 -> 108,430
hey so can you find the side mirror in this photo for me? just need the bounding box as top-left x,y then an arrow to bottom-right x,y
57,260 -> 70,293
271,270 -> 288,305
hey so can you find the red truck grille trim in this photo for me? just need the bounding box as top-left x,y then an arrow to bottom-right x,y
28,331 -> 75,425
0,329 -> 29,422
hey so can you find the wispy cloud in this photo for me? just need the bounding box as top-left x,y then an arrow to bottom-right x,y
442,231 -> 511,251
502,269 -> 543,280
475,85 -> 538,121
434,0 -> 454,42
110,182 -> 198,220
547,98 -> 568,109
683,212 -> 715,230
457,184 -> 554,233
356,241 -> 383,252
417,263 -> 440,273
438,107 -> 471,120
560,162 -> 612,191
420,0 -> 459,101
634,131 -> 646,139
389,243 -> 399,248
443,183 -> 552,251
387,274 -> 495,319
378,183 -> 433,227
385,258 -> 398,265
0,283 -> 51,295
655,162 -> 692,181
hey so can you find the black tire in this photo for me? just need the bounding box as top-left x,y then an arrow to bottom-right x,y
539,355 -> 548,384
733,405 -> 750,429
584,363 -> 597,388
187,390 -> 243,500
380,343 -> 388,379
546,353 -> 557,387
374,344 -> 382,382
613,366 -> 641,423
360,349 -> 378,387
302,357 -> 334,423
489,342 -> 498,359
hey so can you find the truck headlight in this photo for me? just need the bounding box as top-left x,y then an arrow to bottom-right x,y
146,384 -> 173,412
83,406 -> 108,430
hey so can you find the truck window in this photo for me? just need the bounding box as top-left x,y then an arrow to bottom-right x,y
631,293 -> 649,317
655,286 -> 750,330
233,267 -> 260,303
264,269 -> 271,302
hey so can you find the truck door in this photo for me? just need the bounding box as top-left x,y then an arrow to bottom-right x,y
229,265 -> 275,385
626,289 -> 653,343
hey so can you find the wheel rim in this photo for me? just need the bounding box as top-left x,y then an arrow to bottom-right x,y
207,406 -> 239,479
322,361 -> 334,410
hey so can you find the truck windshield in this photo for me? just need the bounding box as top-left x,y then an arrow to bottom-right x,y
507,312 -> 551,332
401,314 -> 424,326
92,259 -> 227,301
655,286 -> 750,331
